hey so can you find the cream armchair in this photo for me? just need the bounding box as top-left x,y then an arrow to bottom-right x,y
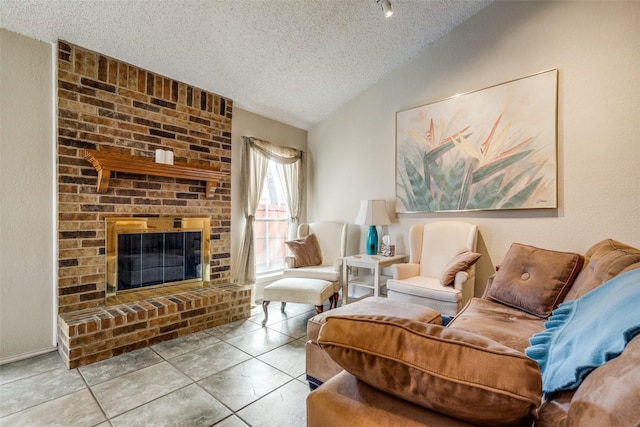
386,221 -> 479,317
282,221 -> 348,308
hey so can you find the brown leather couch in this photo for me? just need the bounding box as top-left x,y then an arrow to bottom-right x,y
306,239 -> 640,426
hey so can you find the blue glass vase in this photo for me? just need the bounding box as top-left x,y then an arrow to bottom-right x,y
366,225 -> 378,255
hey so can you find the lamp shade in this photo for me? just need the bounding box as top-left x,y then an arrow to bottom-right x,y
355,200 -> 391,226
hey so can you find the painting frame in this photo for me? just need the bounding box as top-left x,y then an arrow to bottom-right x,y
395,69 -> 558,213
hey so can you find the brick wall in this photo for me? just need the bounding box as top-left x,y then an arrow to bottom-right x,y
57,41 -> 233,314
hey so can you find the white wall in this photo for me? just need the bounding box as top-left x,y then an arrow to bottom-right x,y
0,29 -> 56,362
308,1 -> 640,295
231,108 -> 307,301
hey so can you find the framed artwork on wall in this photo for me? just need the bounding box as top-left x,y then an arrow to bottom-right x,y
395,69 -> 558,213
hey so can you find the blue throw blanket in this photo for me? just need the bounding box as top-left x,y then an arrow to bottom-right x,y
526,268 -> 640,395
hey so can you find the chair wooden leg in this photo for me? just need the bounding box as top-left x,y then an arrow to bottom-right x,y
329,294 -> 340,310
315,305 -> 324,314
261,300 -> 270,327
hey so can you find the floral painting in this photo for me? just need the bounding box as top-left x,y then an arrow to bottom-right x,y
396,69 -> 558,213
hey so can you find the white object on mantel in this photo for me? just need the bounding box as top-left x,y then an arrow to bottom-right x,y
155,149 -> 165,163
155,149 -> 174,164
165,151 -> 174,165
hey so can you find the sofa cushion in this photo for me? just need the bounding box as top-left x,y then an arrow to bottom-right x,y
564,239 -> 640,301
317,314 -> 542,426
485,243 -> 584,318
282,264 -> 339,282
449,297 -> 545,352
307,370 -> 478,427
285,233 -> 322,267
307,296 -> 440,344
387,276 -> 461,303
440,249 -> 481,286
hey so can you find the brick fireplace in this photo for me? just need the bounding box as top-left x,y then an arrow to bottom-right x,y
56,41 -> 250,368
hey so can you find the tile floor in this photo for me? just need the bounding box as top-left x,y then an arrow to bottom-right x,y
0,302 -> 319,427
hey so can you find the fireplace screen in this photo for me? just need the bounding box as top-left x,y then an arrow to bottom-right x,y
106,217 -> 210,299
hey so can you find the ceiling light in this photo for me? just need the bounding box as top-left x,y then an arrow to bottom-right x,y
377,0 -> 393,18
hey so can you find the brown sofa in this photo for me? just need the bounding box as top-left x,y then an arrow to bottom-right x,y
306,239 -> 640,426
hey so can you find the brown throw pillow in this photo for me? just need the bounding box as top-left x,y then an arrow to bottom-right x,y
285,233 -> 322,267
318,314 -> 542,427
485,243 -> 584,318
440,249 -> 481,286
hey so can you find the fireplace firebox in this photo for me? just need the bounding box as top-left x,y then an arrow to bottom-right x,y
106,217 -> 211,301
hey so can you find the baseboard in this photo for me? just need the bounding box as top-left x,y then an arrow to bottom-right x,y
0,346 -> 57,366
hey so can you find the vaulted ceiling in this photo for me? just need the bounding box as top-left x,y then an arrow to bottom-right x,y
1,0 -> 492,130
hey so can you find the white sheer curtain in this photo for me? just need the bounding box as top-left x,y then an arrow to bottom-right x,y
233,136 -> 304,286
275,158 -> 303,241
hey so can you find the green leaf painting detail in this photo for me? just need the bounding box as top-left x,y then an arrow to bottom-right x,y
397,115 -> 554,212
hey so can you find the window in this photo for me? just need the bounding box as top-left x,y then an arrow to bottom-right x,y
234,136 -> 302,286
254,161 -> 288,274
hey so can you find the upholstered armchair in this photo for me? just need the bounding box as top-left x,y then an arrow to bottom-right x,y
386,221 -> 479,317
282,221 -> 348,308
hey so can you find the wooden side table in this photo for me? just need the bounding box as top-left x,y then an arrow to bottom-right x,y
341,253 -> 407,305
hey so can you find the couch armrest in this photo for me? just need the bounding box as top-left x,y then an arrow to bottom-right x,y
333,257 -> 343,272
453,270 -> 469,291
567,335 -> 640,426
391,263 -> 420,280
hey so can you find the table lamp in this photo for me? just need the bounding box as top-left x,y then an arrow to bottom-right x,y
355,200 -> 391,255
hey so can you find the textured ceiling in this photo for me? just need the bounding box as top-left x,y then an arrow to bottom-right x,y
1,0 -> 491,130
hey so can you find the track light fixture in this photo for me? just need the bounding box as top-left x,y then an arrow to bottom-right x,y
377,0 -> 393,18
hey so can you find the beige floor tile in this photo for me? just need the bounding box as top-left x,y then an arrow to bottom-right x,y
249,302 -> 317,327
168,341 -> 251,381
0,351 -> 63,386
90,361 -> 192,418
0,367 -> 86,416
225,327 -> 293,357
110,383 -> 231,427
0,388 -> 105,427
213,415 -> 250,426
206,318 -> 263,341
151,330 -> 220,360
267,313 -> 313,339
257,339 -> 307,378
198,358 -> 291,411
79,347 -> 163,386
236,380 -> 309,427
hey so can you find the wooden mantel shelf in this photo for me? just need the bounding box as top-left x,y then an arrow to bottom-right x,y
83,149 -> 228,199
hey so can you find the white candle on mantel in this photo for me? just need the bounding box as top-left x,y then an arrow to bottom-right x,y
165,151 -> 174,165
155,149 -> 165,163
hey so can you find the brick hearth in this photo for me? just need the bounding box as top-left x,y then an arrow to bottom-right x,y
58,283 -> 250,369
